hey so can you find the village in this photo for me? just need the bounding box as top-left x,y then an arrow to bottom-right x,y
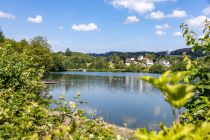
125,55 -> 170,67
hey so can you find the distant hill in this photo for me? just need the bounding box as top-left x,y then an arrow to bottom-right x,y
89,51 -> 155,58
170,48 -> 205,58
89,48 -> 206,58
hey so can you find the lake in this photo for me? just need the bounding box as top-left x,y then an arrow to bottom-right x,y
44,72 -> 174,129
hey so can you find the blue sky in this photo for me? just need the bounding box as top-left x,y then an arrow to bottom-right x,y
0,0 -> 209,53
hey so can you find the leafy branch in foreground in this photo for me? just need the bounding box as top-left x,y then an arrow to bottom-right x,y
181,19 -> 210,53
180,20 -> 210,125
140,71 -> 195,109
136,122 -> 210,140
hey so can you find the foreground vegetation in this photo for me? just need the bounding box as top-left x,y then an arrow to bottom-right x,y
0,20 -> 209,139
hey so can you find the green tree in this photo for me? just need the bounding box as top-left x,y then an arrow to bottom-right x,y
149,64 -> 166,74
170,60 -> 186,72
112,53 -> 121,64
65,48 -> 72,56
180,20 -> 210,124
145,53 -> 156,60
51,53 -> 66,71
0,29 -> 5,43
28,36 -> 53,72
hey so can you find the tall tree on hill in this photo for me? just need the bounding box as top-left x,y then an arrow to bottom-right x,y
65,48 -> 72,56
0,29 -> 5,43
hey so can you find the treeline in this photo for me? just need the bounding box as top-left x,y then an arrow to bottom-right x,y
51,46 -> 207,73
51,49 -> 196,73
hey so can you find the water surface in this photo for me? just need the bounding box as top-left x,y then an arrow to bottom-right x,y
44,72 -> 173,129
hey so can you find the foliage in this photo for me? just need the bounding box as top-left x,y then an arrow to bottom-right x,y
149,64 -> 166,74
28,36 -> 53,72
141,71 -> 195,109
65,48 -> 72,56
137,18 -> 210,140
170,60 -> 186,72
0,34 -> 120,139
136,122 -> 210,140
0,30 -> 5,43
181,19 -> 210,53
0,43 -> 50,139
51,53 -> 66,72
179,20 -> 210,125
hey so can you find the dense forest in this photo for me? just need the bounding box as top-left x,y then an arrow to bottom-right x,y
0,20 -> 209,139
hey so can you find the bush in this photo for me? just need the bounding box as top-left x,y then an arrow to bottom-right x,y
149,64 -> 166,74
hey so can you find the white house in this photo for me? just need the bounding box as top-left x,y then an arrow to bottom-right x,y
143,57 -> 154,66
145,60 -> 154,66
159,60 -> 170,67
137,55 -> 144,61
130,58 -> 135,61
125,58 -> 137,66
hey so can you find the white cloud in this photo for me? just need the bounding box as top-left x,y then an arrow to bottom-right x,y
0,11 -> 15,19
155,24 -> 170,35
173,31 -> 182,36
110,0 -> 155,14
124,16 -> 139,24
109,0 -> 178,15
27,15 -> 43,24
168,10 -> 187,18
155,24 -> 170,30
72,23 -> 98,32
186,15 -> 209,29
147,10 -> 186,19
147,10 -> 165,19
156,30 -> 165,35
202,5 -> 210,15
58,26 -> 64,30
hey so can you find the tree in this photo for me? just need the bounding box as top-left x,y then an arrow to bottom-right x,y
28,36 -> 53,72
65,48 -> 72,56
170,60 -> 186,72
112,53 -> 121,64
0,29 -> 5,43
149,64 -> 166,73
51,53 -> 66,71
145,53 -> 156,60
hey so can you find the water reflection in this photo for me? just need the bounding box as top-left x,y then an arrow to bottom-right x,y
44,72 -> 173,129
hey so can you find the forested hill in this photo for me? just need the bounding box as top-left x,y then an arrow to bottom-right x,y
169,48 -> 206,58
89,51 -> 160,58
89,48 -> 206,58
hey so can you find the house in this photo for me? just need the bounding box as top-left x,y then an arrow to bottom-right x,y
125,58 -> 132,66
159,60 -> 170,67
125,58 -> 137,66
137,55 -> 144,61
143,57 -> 154,66
145,59 -> 154,66
130,58 -> 135,61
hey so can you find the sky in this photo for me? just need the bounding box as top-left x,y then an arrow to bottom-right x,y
0,0 -> 209,53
